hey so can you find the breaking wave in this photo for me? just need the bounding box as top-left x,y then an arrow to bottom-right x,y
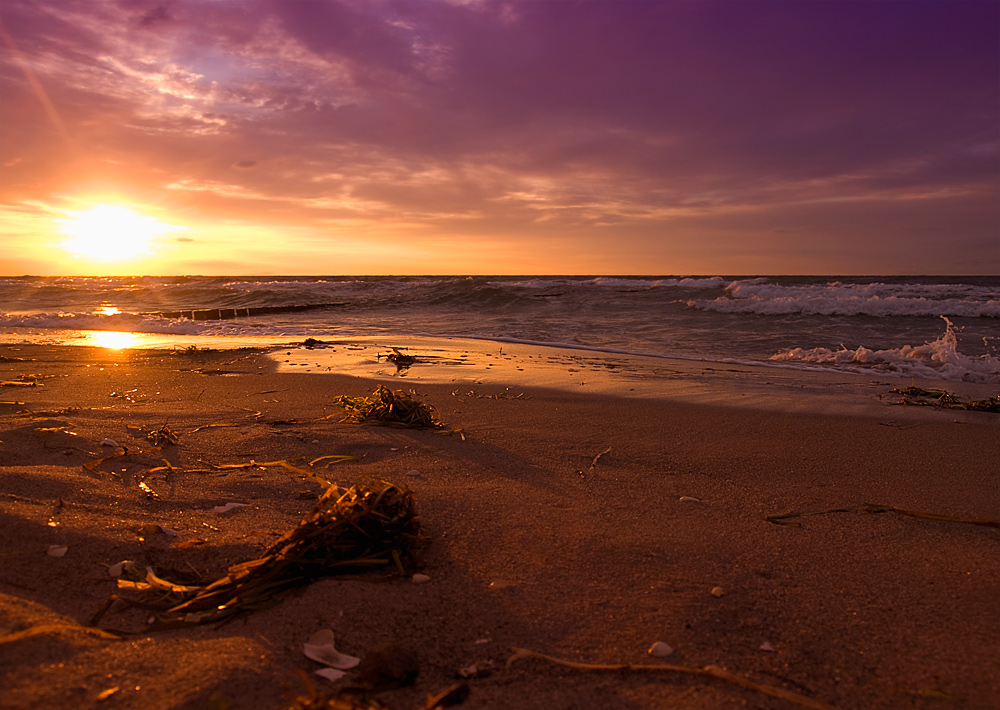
769,318 -> 1000,384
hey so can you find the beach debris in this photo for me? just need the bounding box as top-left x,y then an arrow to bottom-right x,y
766,504 -> 1000,529
412,573 -> 431,584
890,386 -> 1000,413
648,641 -> 674,657
108,560 -> 135,577
284,671 -> 392,710
141,566 -> 203,595
457,662 -> 492,679
760,642 -> 776,652
380,347 -> 417,372
0,378 -> 37,387
96,686 -> 121,701
586,446 -> 612,475
83,449 -> 127,473
212,502 -> 247,514
334,385 -> 443,428
138,523 -> 178,539
304,629 -> 362,672
190,422 -> 239,433
507,647 -> 836,710
112,480 -> 421,626
488,580 -> 515,590
310,454 -> 361,468
47,544 -> 68,557
452,388 -> 527,400
146,424 -> 179,446
109,388 -> 141,403
420,682 -> 471,709
138,481 -> 160,500
710,586 -> 725,597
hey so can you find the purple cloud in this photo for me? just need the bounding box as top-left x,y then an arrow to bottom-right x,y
0,0 -> 996,273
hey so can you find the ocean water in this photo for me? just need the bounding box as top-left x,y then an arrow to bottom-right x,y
0,275 -> 997,384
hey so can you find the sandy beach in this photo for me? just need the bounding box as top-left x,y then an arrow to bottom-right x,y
1,340 -> 998,710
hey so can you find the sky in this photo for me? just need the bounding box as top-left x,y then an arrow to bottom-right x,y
0,0 -> 997,276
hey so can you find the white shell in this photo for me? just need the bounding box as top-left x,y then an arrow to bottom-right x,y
47,545 -> 68,558
303,629 -> 361,670
107,560 -> 134,577
678,496 -> 701,503
100,439 -> 118,447
759,642 -> 776,652
648,641 -> 674,657
411,573 -> 431,584
406,469 -> 421,477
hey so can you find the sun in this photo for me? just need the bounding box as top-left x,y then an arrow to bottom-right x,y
56,204 -> 176,262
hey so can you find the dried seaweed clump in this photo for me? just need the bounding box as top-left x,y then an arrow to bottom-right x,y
146,424 -> 179,446
334,385 -> 442,428
891,386 -> 1000,413
114,480 -> 421,626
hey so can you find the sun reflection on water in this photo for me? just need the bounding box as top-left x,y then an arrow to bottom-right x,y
96,306 -> 121,315
87,331 -> 139,349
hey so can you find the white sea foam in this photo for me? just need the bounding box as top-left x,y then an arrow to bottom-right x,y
769,319 -> 1000,383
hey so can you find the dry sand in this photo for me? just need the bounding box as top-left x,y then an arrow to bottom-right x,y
0,341 -> 998,710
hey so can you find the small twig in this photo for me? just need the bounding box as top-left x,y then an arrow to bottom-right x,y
587,447 -> 612,475
506,648 -> 836,710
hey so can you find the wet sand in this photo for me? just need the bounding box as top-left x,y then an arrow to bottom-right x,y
1,342 -> 998,710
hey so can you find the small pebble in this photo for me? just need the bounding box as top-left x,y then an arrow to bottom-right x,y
47,545 -> 68,558
711,586 -> 725,597
760,642 -> 776,652
213,502 -> 247,514
411,573 -> 431,584
648,641 -> 674,657
678,496 -> 701,503
406,470 -> 421,477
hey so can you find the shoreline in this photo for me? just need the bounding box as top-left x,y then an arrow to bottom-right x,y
0,343 -> 998,709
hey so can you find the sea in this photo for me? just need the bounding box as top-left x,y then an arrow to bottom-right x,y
0,275 -> 998,384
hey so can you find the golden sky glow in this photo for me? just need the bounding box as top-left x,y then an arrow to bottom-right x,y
0,1 -> 996,275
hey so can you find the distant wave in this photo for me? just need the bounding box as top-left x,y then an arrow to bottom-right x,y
689,279 -> 1000,318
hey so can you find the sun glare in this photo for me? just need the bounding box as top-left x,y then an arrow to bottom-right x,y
87,330 -> 139,349
57,205 -> 175,262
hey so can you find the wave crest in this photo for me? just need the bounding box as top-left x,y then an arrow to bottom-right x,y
769,319 -> 1000,383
